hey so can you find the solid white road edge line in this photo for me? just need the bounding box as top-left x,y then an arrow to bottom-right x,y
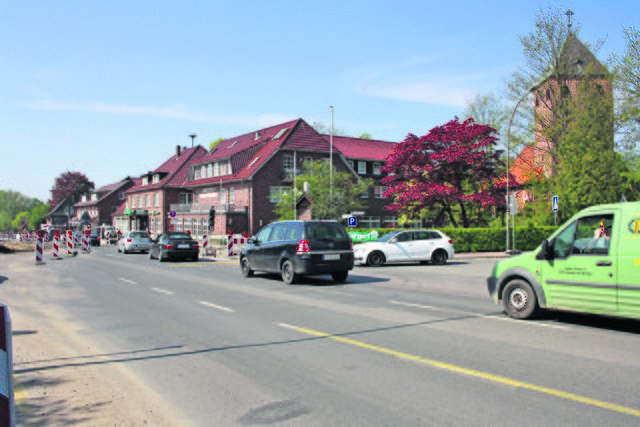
119,278 -> 138,285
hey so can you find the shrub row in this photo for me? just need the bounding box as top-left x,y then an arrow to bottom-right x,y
348,226 -> 559,253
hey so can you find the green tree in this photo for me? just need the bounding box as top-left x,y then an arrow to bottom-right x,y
358,133 -> 372,140
461,93 -> 512,150
609,26 -> 640,154
12,212 -> 29,230
555,77 -> 622,220
274,160 -> 372,221
0,190 -> 43,231
28,203 -> 50,230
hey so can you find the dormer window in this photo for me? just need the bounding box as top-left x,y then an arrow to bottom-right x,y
273,128 -> 288,140
81,195 -> 87,202
254,131 -> 261,140
91,194 -> 98,201
142,177 -> 149,186
229,140 -> 238,148
358,162 -> 367,175
248,157 -> 260,168
152,174 -> 160,183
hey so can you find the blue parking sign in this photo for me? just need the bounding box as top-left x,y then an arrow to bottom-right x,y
552,195 -> 559,212
348,217 -> 357,227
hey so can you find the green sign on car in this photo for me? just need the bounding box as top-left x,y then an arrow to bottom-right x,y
488,201 -> 640,320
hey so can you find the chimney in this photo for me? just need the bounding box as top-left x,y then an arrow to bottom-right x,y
176,145 -> 182,157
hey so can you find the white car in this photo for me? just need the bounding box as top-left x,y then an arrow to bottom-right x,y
118,231 -> 151,254
353,229 -> 454,266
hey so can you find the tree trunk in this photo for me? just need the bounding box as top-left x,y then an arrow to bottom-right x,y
445,203 -> 458,228
458,201 -> 470,228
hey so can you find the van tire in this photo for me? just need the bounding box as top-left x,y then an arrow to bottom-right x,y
502,279 -> 538,320
281,260 -> 297,285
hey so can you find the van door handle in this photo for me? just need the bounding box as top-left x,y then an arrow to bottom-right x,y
596,261 -> 612,267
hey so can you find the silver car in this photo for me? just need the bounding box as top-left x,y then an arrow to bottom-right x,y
118,231 -> 151,254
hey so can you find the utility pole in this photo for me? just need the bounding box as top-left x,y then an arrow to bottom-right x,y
189,134 -> 197,147
329,106 -> 334,218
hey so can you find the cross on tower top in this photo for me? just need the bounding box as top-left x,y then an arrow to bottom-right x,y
565,9 -> 575,30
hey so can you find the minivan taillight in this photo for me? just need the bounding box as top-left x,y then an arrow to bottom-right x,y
127,238 -> 132,242
448,239 -> 453,244
297,239 -> 310,253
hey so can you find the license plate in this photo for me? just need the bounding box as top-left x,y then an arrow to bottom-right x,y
178,244 -> 190,249
323,254 -> 340,261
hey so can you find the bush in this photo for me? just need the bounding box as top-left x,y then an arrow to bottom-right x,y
348,225 -> 559,252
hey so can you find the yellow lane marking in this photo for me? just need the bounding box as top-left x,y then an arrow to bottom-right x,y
277,323 -> 640,418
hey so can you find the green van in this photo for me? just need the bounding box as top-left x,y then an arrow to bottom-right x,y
488,202 -> 640,319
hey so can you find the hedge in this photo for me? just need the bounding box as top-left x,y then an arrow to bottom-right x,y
348,225 -> 559,253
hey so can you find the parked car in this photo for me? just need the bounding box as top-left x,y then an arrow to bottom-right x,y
89,232 -> 100,246
118,231 -> 151,254
353,229 -> 454,266
240,220 -> 354,284
149,232 -> 199,262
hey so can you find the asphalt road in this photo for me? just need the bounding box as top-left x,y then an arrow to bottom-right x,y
2,247 -> 640,426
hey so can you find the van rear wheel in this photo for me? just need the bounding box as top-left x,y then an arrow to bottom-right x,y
502,279 -> 538,319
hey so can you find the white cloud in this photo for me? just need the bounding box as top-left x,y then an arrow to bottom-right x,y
27,100 -> 293,127
347,56 -> 494,108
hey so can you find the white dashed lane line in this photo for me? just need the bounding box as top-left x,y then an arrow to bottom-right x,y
199,301 -> 235,313
119,278 -> 138,285
152,287 -> 175,295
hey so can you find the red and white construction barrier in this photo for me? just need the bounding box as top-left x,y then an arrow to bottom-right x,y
52,233 -> 62,260
105,231 -> 111,245
81,232 -> 90,254
73,232 -> 81,250
34,235 -> 46,265
66,231 -> 73,256
227,233 -> 248,257
0,304 -> 16,426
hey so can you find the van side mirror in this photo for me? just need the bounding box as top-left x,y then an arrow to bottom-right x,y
536,239 -> 554,260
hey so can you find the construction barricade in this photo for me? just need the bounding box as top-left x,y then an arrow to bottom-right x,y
34,232 -> 46,266
227,231 -> 249,257
0,304 -> 15,426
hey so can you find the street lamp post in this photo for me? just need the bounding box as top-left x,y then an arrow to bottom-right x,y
329,106 -> 334,218
506,90 -> 532,253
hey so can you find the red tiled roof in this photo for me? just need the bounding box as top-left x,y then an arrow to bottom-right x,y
74,178 -> 135,207
127,146 -> 207,193
325,135 -> 397,161
112,200 -> 127,216
283,120 -> 336,152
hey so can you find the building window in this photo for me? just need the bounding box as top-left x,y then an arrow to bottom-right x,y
142,177 -> 148,186
207,164 -> 213,178
81,195 -> 87,202
270,186 -> 289,203
348,160 -> 355,169
220,188 -> 227,204
283,155 -> 294,171
112,206 -> 118,213
179,193 -> 194,204
214,163 -> 220,176
373,162 -> 382,174
360,216 -> 381,228
91,194 -> 98,201
358,162 -> 367,174
153,174 -> 160,183
138,196 -> 143,207
382,217 -> 398,228
131,197 -> 136,208
194,167 -> 201,179
229,187 -> 235,204
145,194 -> 151,207
374,186 -> 386,198
361,188 -> 369,198
305,156 -> 313,165
120,192 -> 126,200
154,193 -> 159,207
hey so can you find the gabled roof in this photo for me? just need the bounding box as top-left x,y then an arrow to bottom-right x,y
74,178 -> 135,207
326,135 -> 397,161
556,32 -> 608,77
128,146 -> 207,193
112,200 -> 128,216
47,195 -> 74,216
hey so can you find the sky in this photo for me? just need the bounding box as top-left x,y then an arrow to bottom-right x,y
1,0 -> 638,202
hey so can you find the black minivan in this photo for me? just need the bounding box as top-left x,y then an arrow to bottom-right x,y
240,220 -> 354,284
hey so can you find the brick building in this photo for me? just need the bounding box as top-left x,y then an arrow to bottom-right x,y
511,30 -> 612,206
74,178 -> 137,229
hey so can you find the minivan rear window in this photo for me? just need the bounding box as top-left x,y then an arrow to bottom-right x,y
306,223 -> 348,239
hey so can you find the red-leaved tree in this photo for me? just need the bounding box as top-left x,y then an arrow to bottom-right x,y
48,171 -> 95,208
381,118 -> 505,228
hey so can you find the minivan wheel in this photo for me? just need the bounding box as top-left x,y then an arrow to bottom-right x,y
367,251 -> 385,267
502,279 -> 538,320
332,271 -> 349,283
281,260 -> 297,285
431,249 -> 448,265
241,257 -> 254,277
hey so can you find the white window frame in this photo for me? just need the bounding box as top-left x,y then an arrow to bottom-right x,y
207,164 -> 213,178
361,188 -> 369,199
214,162 -> 220,176
142,177 -> 148,186
358,162 -> 367,174
145,194 -> 151,207
229,187 -> 235,204
373,162 -> 382,174
283,155 -> 294,171
154,193 -> 159,207
374,186 -> 386,198
270,186 -> 289,203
